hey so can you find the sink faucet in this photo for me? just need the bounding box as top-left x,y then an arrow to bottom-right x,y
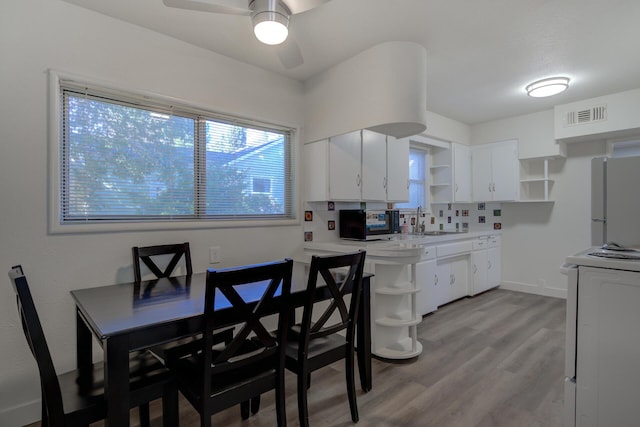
414,205 -> 422,233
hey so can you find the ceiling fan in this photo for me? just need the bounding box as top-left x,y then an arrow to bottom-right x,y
163,0 -> 331,69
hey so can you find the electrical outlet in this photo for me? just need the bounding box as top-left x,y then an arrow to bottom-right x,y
209,246 -> 221,264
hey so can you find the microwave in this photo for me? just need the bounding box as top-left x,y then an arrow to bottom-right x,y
339,209 -> 401,240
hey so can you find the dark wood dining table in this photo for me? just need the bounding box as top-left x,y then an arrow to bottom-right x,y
70,261 -> 372,427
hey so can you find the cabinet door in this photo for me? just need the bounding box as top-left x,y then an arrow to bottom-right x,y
453,143 -> 472,202
472,145 -> 493,201
304,140 -> 329,201
361,130 -> 388,201
487,244 -> 501,289
491,141 -> 519,201
471,250 -> 488,295
329,131 -> 362,200
386,136 -> 410,202
416,259 -> 438,316
449,256 -> 470,301
434,262 -> 450,307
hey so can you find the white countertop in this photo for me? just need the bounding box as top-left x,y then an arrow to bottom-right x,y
565,247 -> 640,273
301,231 -> 500,264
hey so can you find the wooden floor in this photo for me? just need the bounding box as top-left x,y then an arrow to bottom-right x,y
28,289 -> 566,427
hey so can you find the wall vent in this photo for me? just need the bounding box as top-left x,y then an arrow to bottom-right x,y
565,104 -> 607,127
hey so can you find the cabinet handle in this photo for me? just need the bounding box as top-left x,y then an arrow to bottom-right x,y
407,179 -> 410,190
488,260 -> 492,269
434,274 -> 438,286
449,274 -> 454,285
452,274 -> 456,284
492,183 -> 496,192
488,183 -> 492,192
383,176 -> 387,189
473,264 -> 477,273
455,183 -> 459,193
356,173 -> 361,187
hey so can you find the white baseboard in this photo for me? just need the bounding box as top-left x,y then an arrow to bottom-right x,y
0,399 -> 40,427
500,280 -> 567,299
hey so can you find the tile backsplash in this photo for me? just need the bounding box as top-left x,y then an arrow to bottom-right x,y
303,201 -> 503,243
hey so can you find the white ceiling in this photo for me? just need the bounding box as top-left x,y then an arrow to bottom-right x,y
62,0 -> 640,125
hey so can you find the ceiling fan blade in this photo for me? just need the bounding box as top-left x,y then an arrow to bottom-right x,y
283,0 -> 331,15
276,38 -> 304,69
163,0 -> 251,15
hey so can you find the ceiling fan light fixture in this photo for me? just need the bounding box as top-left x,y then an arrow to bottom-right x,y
252,0 -> 290,45
526,77 -> 570,98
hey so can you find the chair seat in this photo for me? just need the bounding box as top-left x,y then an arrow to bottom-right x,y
286,331 -> 347,361
58,351 -> 173,422
168,339 -> 277,394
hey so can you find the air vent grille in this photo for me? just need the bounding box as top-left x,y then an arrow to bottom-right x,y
565,104 -> 607,127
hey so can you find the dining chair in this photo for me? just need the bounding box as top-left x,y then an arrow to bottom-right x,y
163,258 -> 293,427
132,242 -> 193,282
8,265 -> 178,427
284,251 -> 366,427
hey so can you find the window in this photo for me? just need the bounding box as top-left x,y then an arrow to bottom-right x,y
54,76 -> 295,229
396,147 -> 428,209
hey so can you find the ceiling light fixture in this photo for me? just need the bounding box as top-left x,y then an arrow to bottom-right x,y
526,77 -> 570,98
251,0 -> 290,45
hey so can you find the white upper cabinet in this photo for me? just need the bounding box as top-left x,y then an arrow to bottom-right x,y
452,143 -> 472,202
361,130 -> 389,201
329,130 -> 363,201
472,140 -> 519,201
385,136 -> 410,202
304,130 -> 410,202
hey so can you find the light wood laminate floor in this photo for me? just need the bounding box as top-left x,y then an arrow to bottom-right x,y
27,289 -> 566,427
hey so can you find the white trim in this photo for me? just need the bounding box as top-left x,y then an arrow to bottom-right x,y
0,398 -> 40,427
499,280 -> 567,299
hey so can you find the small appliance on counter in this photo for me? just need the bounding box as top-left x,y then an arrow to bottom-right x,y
339,209 -> 400,240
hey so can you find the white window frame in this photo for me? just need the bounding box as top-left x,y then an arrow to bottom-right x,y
48,70 -> 300,234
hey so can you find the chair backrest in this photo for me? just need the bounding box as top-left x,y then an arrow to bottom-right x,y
132,242 -> 193,282
298,251 -> 366,345
8,265 -> 66,426
201,259 -> 293,393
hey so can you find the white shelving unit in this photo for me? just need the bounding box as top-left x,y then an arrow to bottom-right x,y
371,262 -> 423,360
519,157 -> 555,202
429,145 -> 453,203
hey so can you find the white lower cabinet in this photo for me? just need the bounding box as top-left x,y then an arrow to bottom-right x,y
371,262 -> 422,360
471,235 -> 502,295
437,255 -> 469,303
416,246 -> 437,316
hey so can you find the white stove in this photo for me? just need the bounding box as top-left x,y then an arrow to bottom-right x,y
565,246 -> 640,272
563,246 -> 640,426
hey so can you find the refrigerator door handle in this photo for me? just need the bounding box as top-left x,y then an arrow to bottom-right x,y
592,218 -> 606,223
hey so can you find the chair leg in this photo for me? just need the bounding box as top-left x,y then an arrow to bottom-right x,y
201,414 -> 212,427
139,403 -> 150,427
41,398 -> 49,427
297,369 -> 310,427
346,352 -> 359,423
251,395 -> 261,414
241,401 -> 250,420
275,371 -> 287,427
162,381 -> 179,427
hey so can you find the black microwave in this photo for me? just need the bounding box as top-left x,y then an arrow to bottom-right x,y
339,209 -> 401,240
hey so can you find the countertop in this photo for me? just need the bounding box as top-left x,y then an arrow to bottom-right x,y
301,231 -> 501,264
565,247 -> 640,273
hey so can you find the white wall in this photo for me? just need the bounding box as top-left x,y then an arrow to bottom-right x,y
0,1 -> 305,424
471,113 -> 606,297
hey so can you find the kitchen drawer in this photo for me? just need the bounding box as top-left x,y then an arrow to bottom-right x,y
472,238 -> 488,250
437,241 -> 473,258
487,235 -> 501,248
422,245 -> 436,261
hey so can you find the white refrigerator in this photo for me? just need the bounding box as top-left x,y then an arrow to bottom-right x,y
591,156 -> 640,248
